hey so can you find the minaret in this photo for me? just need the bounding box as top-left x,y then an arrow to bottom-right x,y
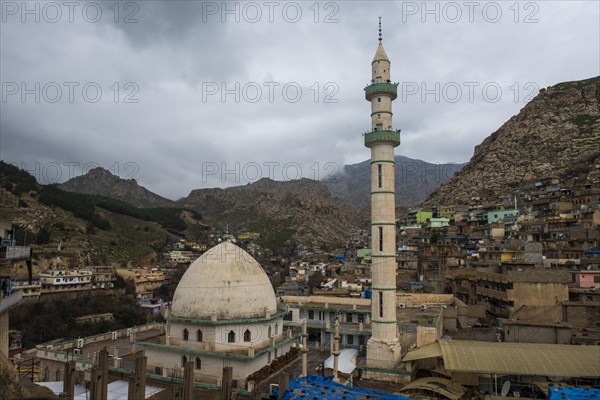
365,18 -> 402,370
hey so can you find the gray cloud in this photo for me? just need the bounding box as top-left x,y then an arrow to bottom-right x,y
1,0 -> 598,199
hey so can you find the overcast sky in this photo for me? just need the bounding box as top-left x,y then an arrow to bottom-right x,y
1,0 -> 598,199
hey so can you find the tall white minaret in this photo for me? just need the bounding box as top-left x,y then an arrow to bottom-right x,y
365,18 -> 402,370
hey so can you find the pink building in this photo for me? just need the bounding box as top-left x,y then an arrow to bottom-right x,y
571,270 -> 600,288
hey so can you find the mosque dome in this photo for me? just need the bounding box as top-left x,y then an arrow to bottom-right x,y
170,241 -> 277,320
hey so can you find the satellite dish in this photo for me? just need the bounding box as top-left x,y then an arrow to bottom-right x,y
501,381 -> 511,397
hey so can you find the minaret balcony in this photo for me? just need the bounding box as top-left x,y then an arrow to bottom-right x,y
364,130 -> 400,148
364,82 -> 398,101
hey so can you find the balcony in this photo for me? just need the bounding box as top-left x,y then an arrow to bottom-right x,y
364,130 -> 400,148
364,82 -> 398,101
476,286 -> 509,302
477,271 -> 511,284
0,245 -> 31,261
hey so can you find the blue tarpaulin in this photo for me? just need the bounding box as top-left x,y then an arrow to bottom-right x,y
271,374 -> 411,400
548,386 -> 600,400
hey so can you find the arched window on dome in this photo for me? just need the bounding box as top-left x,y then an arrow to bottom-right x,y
275,323 -> 279,335
182,328 -> 189,341
195,357 -> 201,370
181,355 -> 187,367
196,329 -> 203,342
268,326 -> 272,338
228,330 -> 235,343
244,329 -> 251,342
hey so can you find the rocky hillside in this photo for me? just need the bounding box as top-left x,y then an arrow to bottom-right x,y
424,76 -> 600,205
60,167 -> 173,208
0,162 -> 207,267
325,156 -> 463,207
178,178 -> 358,254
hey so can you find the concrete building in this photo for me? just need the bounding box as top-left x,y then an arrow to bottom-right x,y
475,268 -> 569,317
487,209 -> 520,224
363,19 -> 402,373
117,268 -> 165,298
90,265 -> 116,290
406,210 -> 433,225
570,270 -> 600,288
429,218 -> 450,229
135,242 -> 297,389
39,269 -> 93,294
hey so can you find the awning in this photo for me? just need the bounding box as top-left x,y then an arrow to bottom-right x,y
324,348 -> 358,374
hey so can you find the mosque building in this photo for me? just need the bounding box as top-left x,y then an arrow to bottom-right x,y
134,241 -> 298,388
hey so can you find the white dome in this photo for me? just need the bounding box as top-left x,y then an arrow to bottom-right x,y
171,242 -> 277,320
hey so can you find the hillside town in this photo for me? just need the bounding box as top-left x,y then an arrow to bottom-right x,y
1,7 -> 599,400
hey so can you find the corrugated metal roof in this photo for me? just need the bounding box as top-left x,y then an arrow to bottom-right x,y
439,340 -> 600,378
402,342 -> 442,362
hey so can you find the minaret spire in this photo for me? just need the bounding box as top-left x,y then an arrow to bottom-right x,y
364,19 -> 402,374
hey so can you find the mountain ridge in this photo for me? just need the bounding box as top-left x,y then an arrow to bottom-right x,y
59,167 -> 173,208
325,155 -> 464,207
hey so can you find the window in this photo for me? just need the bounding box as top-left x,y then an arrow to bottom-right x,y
227,330 -> 235,343
196,329 -> 202,342
379,226 -> 383,252
377,114 -> 381,119
595,276 -> 600,284
268,351 -> 272,363
378,97 -> 381,103
346,313 -> 352,323
181,355 -> 187,367
283,311 -> 292,321
244,329 -> 251,342
275,323 -> 279,335
195,357 -> 201,370
347,335 -> 354,345
55,369 -> 61,381
182,328 -> 189,341
358,314 -> 364,323
268,326 -> 272,338
377,164 -> 382,188
154,366 -> 162,375
308,310 -> 314,320
379,291 -> 383,318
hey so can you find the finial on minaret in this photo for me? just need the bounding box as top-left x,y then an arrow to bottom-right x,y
378,17 -> 382,43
